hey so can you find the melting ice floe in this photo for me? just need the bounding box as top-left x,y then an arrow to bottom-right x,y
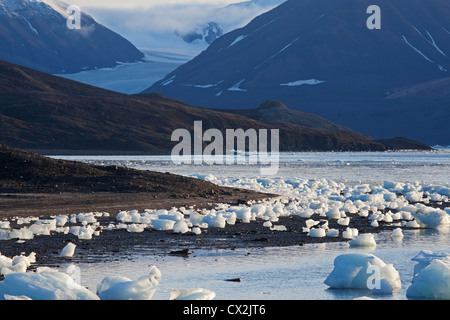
325,250 -> 450,298
0,256 -> 215,300
324,253 -> 402,294
406,250 -> 450,299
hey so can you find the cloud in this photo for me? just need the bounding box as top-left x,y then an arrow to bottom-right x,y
75,0 -> 284,47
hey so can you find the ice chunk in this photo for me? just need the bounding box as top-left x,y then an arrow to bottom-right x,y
126,224 -> 145,233
263,221 -> 272,228
202,214 -> 227,228
271,225 -> 287,232
343,228 -> 358,239
324,253 -> 401,294
337,217 -> 350,226
309,228 -> 326,238
169,288 -> 216,300
151,219 -> 175,231
349,234 -> 376,247
0,268 -> 99,300
97,266 -> 161,300
411,250 -> 450,275
413,208 -> 449,228
173,220 -> 190,234
305,219 -> 319,229
325,208 -> 341,219
406,259 -> 450,299
326,229 -> 340,237
59,242 -> 76,258
391,228 -> 404,239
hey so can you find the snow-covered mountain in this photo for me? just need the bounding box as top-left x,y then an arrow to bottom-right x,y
81,0 -> 286,51
173,0 -> 286,46
0,0 -> 144,73
145,0 -> 450,145
176,22 -> 224,46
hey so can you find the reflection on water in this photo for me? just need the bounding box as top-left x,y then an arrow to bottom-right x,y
50,151 -> 450,300
66,228 -> 449,300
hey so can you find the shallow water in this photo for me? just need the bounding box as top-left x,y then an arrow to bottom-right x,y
60,227 -> 449,300
53,150 -> 450,185
51,151 -> 450,300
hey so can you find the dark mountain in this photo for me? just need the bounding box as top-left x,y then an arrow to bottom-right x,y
0,59 -> 426,154
145,0 -> 450,145
224,100 -> 369,139
385,77 -> 450,100
0,0 -> 144,74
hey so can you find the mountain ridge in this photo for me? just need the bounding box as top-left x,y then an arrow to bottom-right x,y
0,59 -> 430,154
145,0 -> 450,145
0,0 -> 144,74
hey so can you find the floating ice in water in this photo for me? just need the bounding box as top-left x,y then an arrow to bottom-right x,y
59,242 -> 76,258
406,256 -> 450,299
349,234 -> 376,247
410,250 -> 450,275
0,253 -> 215,300
97,267 -> 161,300
324,253 -> 401,294
169,288 -> 216,300
405,219 -> 421,228
0,267 -> 99,300
412,208 -> 449,228
391,228 -> 404,239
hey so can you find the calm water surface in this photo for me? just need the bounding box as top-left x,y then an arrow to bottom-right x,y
52,151 -> 450,300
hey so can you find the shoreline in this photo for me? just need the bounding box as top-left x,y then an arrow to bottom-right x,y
0,190 -> 273,219
0,190 -> 433,268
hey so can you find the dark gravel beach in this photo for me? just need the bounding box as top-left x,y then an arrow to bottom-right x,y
0,202 -> 428,268
0,144 -> 448,269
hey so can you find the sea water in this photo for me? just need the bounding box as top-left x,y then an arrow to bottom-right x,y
63,227 -> 449,300
53,149 -> 450,185
51,150 -> 450,300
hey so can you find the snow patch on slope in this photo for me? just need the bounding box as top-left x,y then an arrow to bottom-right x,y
280,79 -> 325,87
227,79 -> 247,92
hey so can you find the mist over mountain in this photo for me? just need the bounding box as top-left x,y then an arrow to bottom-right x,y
82,0 -> 286,50
146,0 -> 450,145
0,0 -> 144,74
